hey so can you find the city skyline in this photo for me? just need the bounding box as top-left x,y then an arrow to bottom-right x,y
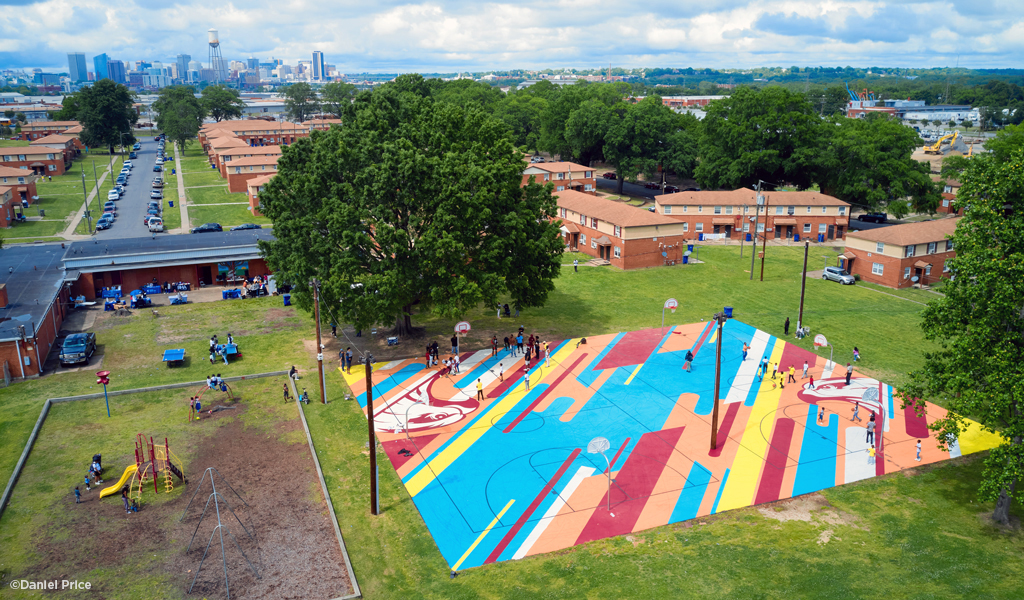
0,1 -> 1021,73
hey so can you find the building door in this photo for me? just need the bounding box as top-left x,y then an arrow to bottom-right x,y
571,233 -> 579,249
774,226 -> 781,239
109,271 -> 122,286
828,225 -> 835,240
724,225 -> 732,237
836,225 -> 844,239
713,225 -> 721,234
786,226 -> 794,238
199,266 -> 213,285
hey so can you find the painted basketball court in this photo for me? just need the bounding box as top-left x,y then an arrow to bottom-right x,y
340,320 -> 999,571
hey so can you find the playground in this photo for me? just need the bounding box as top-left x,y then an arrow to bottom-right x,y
341,320 -> 1002,571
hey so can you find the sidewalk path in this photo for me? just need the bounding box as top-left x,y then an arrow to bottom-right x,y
174,143 -> 189,233
62,154 -> 117,238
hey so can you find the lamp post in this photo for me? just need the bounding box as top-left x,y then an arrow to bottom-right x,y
587,436 -> 614,511
710,311 -> 728,450
96,370 -> 111,417
749,185 -> 764,280
80,170 -> 92,233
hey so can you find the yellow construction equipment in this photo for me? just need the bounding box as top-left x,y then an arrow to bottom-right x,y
925,131 -> 959,155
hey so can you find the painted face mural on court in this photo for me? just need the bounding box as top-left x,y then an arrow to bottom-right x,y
797,378 -> 883,412
372,381 -> 480,434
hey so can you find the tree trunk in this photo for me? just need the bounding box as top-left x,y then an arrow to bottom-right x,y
392,304 -> 415,337
992,480 -> 1016,525
616,176 -> 624,195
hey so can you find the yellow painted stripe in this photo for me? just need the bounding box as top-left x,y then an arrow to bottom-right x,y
404,340 -> 580,497
708,328 -> 718,345
958,419 -> 1003,454
624,363 -> 644,385
715,338 -> 786,512
452,499 -> 515,571
339,363 -> 367,388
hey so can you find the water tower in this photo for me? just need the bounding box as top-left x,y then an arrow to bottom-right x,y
208,28 -> 224,83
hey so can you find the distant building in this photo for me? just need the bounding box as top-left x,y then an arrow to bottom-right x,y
67,52 -> 87,82
312,51 -> 325,81
522,162 -> 597,195
106,59 -> 126,84
931,175 -> 964,216
246,57 -> 259,71
843,218 -> 960,289
32,73 -> 60,86
92,53 -> 109,80
176,54 -> 191,81
0,244 -> 71,378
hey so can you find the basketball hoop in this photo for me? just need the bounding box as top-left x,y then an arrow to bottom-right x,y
813,334 -> 828,348
665,298 -> 678,313
454,321 -> 471,336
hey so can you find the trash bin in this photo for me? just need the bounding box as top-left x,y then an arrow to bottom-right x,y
698,234 -> 704,241
168,200 -> 174,207
682,255 -> 689,264
794,234 -> 799,242
818,233 -> 825,242
171,168 -> 176,174
724,306 -> 733,318
283,294 -> 291,306
745,233 -> 751,242
687,244 -> 694,252
38,209 -> 45,217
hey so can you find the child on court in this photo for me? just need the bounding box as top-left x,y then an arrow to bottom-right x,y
818,406 -> 825,424
498,363 -> 504,382
916,440 -> 922,461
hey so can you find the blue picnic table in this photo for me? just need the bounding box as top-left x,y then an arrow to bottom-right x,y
212,343 -> 239,364
162,348 -> 185,366
143,284 -> 162,295
169,293 -> 188,305
100,287 -> 122,299
222,289 -> 241,300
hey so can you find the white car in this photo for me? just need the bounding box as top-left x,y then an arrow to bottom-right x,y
107,189 -> 120,201
123,161 -> 133,169
147,217 -> 164,232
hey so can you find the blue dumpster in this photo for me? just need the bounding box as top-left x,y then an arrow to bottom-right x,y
687,244 -> 694,252
698,233 -> 704,241
682,255 -> 689,264
168,200 -> 173,207
724,306 -> 733,318
745,233 -> 751,242
818,233 -> 825,242
171,168 -> 176,174
283,293 -> 291,306
794,234 -> 800,242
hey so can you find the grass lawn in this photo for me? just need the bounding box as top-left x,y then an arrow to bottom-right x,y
160,199 -> 182,231
176,144 -> 210,172
7,219 -> 66,237
182,168 -> 228,188
185,184 -> 236,205
73,156 -> 123,236
1,246 -> 1022,599
188,203 -> 270,228
0,139 -> 29,148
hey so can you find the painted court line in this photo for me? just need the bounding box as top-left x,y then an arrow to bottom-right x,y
503,354 -> 588,434
452,499 -> 515,571
512,466 -> 595,560
725,329 -> 770,404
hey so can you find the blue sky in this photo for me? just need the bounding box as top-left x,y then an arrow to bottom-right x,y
1,0 -> 1021,72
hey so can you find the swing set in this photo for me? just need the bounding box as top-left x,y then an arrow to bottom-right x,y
188,380 -> 236,422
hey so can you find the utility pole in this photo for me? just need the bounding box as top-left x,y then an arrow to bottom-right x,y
797,240 -> 809,333
760,195 -> 771,282
312,280 -> 327,405
749,183 -> 762,280
710,312 -> 727,450
366,356 -> 379,515
80,170 -> 92,233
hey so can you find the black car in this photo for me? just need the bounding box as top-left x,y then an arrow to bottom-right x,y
191,223 -> 223,234
663,185 -> 680,193
59,333 -> 97,366
230,223 -> 262,231
858,212 -> 888,223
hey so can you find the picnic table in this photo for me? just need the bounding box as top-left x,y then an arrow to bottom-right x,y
222,289 -> 242,300
100,287 -> 122,299
212,343 -> 240,364
162,348 -> 185,366
143,284 -> 162,295
169,293 -> 188,305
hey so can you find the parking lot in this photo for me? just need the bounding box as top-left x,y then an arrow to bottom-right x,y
93,137 -> 169,240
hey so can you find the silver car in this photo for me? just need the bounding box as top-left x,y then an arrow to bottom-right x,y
822,266 -> 855,285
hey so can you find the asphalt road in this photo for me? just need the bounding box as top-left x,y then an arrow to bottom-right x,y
93,137 -> 167,240
595,176 -> 680,200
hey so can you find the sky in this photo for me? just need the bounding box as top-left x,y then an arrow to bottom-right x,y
1,0 -> 1022,73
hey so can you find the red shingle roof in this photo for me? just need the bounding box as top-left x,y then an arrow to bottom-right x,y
556,190 -> 678,227
846,217 -> 960,246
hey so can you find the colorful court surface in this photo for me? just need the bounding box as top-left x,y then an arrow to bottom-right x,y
340,321 -> 1000,571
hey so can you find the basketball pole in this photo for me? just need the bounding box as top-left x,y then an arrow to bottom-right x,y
366,355 -> 379,515
312,280 -> 326,405
797,240 -> 809,332
710,312 -> 726,450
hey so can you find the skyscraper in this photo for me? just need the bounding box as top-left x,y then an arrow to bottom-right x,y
106,59 -> 126,84
246,56 -> 259,71
92,53 -> 109,80
67,53 -> 87,82
176,54 -> 191,82
312,51 -> 325,81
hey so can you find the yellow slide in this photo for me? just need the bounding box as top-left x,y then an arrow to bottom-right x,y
99,465 -> 138,498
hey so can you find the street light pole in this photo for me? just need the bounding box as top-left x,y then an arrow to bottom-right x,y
710,312 -> 727,450
365,355 -> 379,516
797,240 -> 809,333
760,195 -> 771,282
749,184 -> 762,280
80,170 -> 92,233
312,280 -> 326,405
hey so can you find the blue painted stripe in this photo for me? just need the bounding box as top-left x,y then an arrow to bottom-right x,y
454,350 -> 510,388
670,461 -> 713,522
792,404 -> 839,496
576,332 -> 626,387
357,363 -> 426,408
711,468 -> 730,514
887,385 -> 894,426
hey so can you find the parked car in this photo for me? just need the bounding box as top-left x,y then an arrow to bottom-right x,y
95,217 -> 112,230
529,155 -> 545,163
643,182 -> 659,189
144,209 -> 160,223
150,190 -> 163,199
153,165 -> 162,172
663,185 -> 679,193
129,151 -> 137,159
602,172 -> 617,180
107,189 -> 120,201
147,217 -> 164,232
132,142 -> 141,150
152,181 -> 163,188
191,222 -> 223,234
230,223 -> 262,231
683,187 -> 701,192
858,212 -> 888,223
822,266 -> 856,285
113,184 -> 125,195
123,161 -> 133,169
103,200 -> 117,210
59,332 -> 97,366
115,175 -> 127,184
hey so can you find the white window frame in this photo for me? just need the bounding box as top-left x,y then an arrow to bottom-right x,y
584,184 -> 593,191
803,223 -> 812,233
48,164 -> 56,171
614,225 -> 621,237
664,205 -> 672,214
697,206 -> 702,213
591,239 -> 597,249
757,223 -> 765,233
872,263 -> 884,276
943,259 -> 951,272
585,171 -> 592,178
682,206 -> 688,213
714,206 -> 722,214
925,264 -> 932,276
775,206 -> 784,215
682,222 -> 688,232
557,172 -> 564,180
695,222 -> 704,232
942,199 -> 950,207
876,242 -> 884,253
725,206 -> 733,215
580,214 -> 585,225
927,242 -> 937,254
904,267 -> 912,279
818,223 -> 827,233
613,246 -> 621,258
580,234 -> 586,245
787,206 -> 795,215
556,185 -> 565,192
838,207 -> 846,216
742,223 -> 749,232
806,206 -> 812,214
905,245 -> 916,258
560,208 -> 566,218
946,240 -> 954,251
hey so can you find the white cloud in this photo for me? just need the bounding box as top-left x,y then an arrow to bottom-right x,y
0,0 -> 1021,71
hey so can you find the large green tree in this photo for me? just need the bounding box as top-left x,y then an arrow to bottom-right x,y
493,90 -> 548,152
603,97 -> 680,194
153,86 -> 206,153
985,123 -> 1024,163
318,81 -> 357,118
57,79 -> 138,153
282,82 -> 319,122
898,149 -> 1024,525
201,85 -> 245,122
564,98 -> 615,167
816,115 -> 939,217
258,85 -> 565,336
696,87 -> 822,190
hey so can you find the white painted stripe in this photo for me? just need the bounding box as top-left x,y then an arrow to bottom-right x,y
379,360 -> 405,371
844,427 -> 875,484
821,360 -> 835,379
455,350 -> 495,388
512,466 -> 595,560
725,330 -> 770,404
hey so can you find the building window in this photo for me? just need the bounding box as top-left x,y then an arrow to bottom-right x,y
806,206 -> 812,214
905,245 -> 915,258
557,173 -> 564,180
682,222 -> 688,232
818,223 -> 827,233
586,171 -> 592,178
560,208 -> 566,218
556,186 -> 564,192
904,267 -> 911,279
803,223 -> 812,233
925,264 -> 932,276
695,223 -> 703,232
944,185 -> 952,193
726,206 -> 733,214
944,259 -> 951,272
714,206 -> 722,214
591,218 -> 598,228
942,199 -> 950,207
871,263 -> 883,276
775,206 -> 784,215
742,223 -> 749,232
614,225 -> 621,237
927,242 -> 937,254
580,234 -> 586,245
591,240 -> 597,249
838,207 -> 846,216
697,206 -> 702,213
743,206 -> 749,213
757,223 -> 765,233
584,184 -> 593,191
580,214 -> 586,225
613,246 -> 621,258
48,164 -> 56,171
664,205 -> 672,214
542,174 -> 549,182
876,242 -> 884,253
946,240 -> 954,251
682,206 -> 687,213
787,206 -> 795,215
18,155 -> 26,161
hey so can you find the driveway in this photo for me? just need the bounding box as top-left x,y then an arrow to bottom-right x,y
93,137 -> 167,240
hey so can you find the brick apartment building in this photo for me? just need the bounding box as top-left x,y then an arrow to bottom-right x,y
225,156 -> 280,192
0,166 -> 39,205
932,175 -> 964,216
0,186 -> 16,228
216,146 -> 282,178
654,188 -> 851,242
0,244 -> 71,379
523,162 -> 597,195
199,120 -> 310,150
246,174 -> 274,216
554,190 -> 688,269
30,134 -> 80,163
15,120 -> 79,140
0,146 -> 70,176
842,217 -> 960,289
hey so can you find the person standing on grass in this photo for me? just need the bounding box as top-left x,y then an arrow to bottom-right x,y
684,350 -> 694,372
331,322 -> 337,337
853,347 -> 860,362
75,487 -> 81,504
784,317 -> 790,335
866,420 -> 875,445
476,379 -> 484,401
916,440 -> 922,462
121,488 -> 131,514
802,360 -> 809,379
573,258 -> 578,273
788,365 -> 796,383
492,336 -> 499,357
283,384 -> 290,403
845,363 -> 853,386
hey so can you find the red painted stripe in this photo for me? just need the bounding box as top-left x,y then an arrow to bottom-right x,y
904,397 -> 930,439
483,448 -> 582,564
689,321 -> 716,359
575,427 -> 686,545
502,354 -> 588,434
605,437 -> 631,474
381,434 -> 439,470
594,327 -> 671,370
487,365 -> 524,398
753,418 -> 795,504
708,402 -> 741,458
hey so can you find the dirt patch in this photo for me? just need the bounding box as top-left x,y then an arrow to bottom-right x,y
25,406 -> 352,599
816,529 -> 834,545
758,493 -> 863,530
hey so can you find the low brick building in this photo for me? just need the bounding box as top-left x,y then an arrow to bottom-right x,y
554,190 -> 688,269
654,188 -> 851,242
217,146 -> 281,178
0,166 -> 39,206
523,162 -> 597,195
0,146 -> 69,176
0,186 -> 15,228
30,134 -> 80,163
16,120 -> 80,140
932,175 -> 964,216
225,156 -> 280,193
199,120 -> 309,151
0,243 -> 71,378
246,174 -> 274,216
842,217 -> 960,289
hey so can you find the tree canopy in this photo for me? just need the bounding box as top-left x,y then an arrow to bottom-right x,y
282,82 -> 319,122
897,148 -> 1024,525
201,85 -> 245,122
985,123 -> 1024,163
603,97 -> 682,194
257,85 -> 565,336
56,79 -> 138,153
153,86 -> 206,152
318,82 -> 357,119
